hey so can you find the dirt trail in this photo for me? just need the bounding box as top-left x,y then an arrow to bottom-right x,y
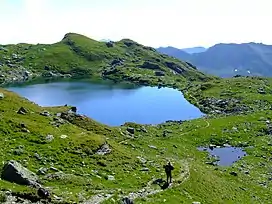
83,160 -> 190,204
120,159 -> 190,202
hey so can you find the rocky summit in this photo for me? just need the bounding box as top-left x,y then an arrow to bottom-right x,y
0,33 -> 271,204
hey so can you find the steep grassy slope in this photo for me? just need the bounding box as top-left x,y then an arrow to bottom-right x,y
0,33 -> 210,87
0,83 -> 271,203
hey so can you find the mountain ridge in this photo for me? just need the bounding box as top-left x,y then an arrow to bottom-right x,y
157,42 -> 272,77
0,33 -> 210,87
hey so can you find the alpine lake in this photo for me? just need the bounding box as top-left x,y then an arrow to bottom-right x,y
6,78 -> 204,126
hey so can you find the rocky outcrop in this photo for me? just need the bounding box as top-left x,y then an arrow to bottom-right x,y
165,61 -> 184,74
121,197 -> 134,204
1,160 -> 39,187
17,107 -> 28,115
154,71 -> 165,76
127,127 -> 135,134
96,143 -> 111,155
140,61 -> 160,70
105,41 -> 114,48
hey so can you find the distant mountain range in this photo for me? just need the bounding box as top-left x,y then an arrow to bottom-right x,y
157,43 -> 272,77
181,46 -> 207,54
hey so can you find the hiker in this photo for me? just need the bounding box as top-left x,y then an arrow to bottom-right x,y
163,162 -> 174,183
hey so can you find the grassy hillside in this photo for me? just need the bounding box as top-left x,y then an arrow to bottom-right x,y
0,33 -> 271,203
0,33 -> 211,87
0,79 -> 272,203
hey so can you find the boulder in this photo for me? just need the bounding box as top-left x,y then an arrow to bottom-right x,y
40,111 -> 50,117
230,171 -> 238,176
258,88 -> 266,94
0,93 -> 4,99
1,160 -> 39,186
106,41 -> 114,48
37,187 -> 50,199
155,71 -> 165,76
17,107 -> 28,115
121,197 -> 134,204
165,61 -> 184,74
96,143 -> 112,155
45,135 -> 54,142
37,167 -> 48,175
107,175 -> 115,181
140,61 -> 160,70
127,127 -> 135,134
111,59 -> 123,66
71,106 -> 77,113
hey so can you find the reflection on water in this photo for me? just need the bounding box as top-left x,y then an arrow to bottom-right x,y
6,79 -> 204,126
198,146 -> 247,166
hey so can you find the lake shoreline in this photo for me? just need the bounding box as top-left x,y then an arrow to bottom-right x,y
7,79 -> 204,126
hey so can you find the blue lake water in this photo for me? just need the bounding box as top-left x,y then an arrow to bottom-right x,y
6,79 -> 204,126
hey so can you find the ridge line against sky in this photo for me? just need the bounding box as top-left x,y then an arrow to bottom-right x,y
0,0 -> 272,48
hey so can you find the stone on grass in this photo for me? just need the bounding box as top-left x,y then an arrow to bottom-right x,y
127,127 -> 135,134
45,135 -> 54,142
96,143 -> 111,155
107,175 -> 115,181
17,107 -> 28,115
1,160 -> 39,186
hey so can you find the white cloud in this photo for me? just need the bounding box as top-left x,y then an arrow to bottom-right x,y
0,0 -> 272,48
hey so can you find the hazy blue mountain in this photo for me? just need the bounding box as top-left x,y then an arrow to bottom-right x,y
157,43 -> 272,77
181,46 -> 206,54
156,46 -> 191,61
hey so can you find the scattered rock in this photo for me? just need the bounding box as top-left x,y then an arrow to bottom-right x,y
45,135 -> 54,142
96,143 -> 112,155
107,175 -> 115,181
71,106 -> 77,113
60,134 -> 68,139
17,107 -> 28,115
21,128 -> 30,133
121,197 -> 134,204
127,127 -> 135,134
192,202 -> 201,204
258,88 -> 266,94
13,148 -> 24,155
50,167 -> 58,172
209,144 -> 216,149
34,153 -> 42,161
140,61 -> 160,70
155,71 -> 165,76
106,41 -> 114,48
148,145 -> 157,149
37,187 -> 50,199
140,126 -> 148,133
37,167 -> 48,175
165,61 -> 184,74
230,171 -> 238,176
40,111 -> 50,117
137,156 -> 147,164
111,58 -> 123,66
244,170 -> 250,175
1,160 -> 39,186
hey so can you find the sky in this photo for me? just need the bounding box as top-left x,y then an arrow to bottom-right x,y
0,0 -> 271,48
